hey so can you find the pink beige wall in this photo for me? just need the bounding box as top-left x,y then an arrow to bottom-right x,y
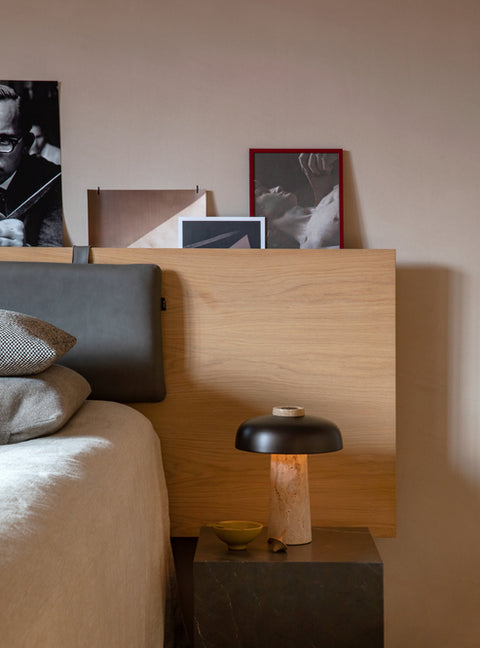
3,0 -> 480,645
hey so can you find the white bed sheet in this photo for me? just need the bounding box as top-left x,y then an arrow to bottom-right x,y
0,400 -> 177,648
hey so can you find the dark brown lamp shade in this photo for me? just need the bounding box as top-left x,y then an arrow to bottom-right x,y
235,411 -> 343,455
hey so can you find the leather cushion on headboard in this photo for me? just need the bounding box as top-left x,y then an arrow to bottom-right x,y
0,261 -> 165,402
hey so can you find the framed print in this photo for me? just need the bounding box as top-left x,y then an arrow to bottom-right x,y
0,80 -> 63,247
250,149 -> 343,249
179,216 -> 265,249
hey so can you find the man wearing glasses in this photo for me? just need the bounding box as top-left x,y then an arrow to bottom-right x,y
0,85 -> 62,246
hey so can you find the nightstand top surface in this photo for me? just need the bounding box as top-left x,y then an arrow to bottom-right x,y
195,526 -> 382,565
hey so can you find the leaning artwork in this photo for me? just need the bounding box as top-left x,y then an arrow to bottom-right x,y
250,149 -> 343,249
88,188 -> 208,248
0,80 -> 62,247
179,216 -> 265,249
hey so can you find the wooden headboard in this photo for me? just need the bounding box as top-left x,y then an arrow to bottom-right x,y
0,248 -> 396,537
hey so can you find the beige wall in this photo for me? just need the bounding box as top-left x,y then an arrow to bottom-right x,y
3,0 -> 479,645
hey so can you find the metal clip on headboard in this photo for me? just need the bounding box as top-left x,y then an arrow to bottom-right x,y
72,245 -> 91,265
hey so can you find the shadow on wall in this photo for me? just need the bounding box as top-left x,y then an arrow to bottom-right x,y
342,150 -> 364,249
377,266 -> 480,647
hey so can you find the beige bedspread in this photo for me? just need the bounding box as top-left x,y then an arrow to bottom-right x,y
0,400 -> 177,648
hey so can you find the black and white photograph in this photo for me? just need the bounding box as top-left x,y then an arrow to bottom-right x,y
250,148 -> 343,249
179,216 -> 265,249
0,80 -> 62,247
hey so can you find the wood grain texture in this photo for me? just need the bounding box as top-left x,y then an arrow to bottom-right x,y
0,248 -> 396,536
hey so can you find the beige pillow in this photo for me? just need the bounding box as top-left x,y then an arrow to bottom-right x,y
0,309 -> 76,376
0,364 -> 91,445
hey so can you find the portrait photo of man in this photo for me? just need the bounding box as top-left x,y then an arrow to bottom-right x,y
0,81 -> 62,247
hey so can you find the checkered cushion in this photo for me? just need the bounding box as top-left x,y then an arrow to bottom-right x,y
0,309 -> 76,376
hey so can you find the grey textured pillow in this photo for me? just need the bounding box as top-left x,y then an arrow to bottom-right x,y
0,309 -> 76,376
0,364 -> 91,445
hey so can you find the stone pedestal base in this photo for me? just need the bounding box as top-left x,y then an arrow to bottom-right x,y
194,526 -> 384,648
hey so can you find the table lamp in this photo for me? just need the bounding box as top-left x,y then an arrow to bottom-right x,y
235,406 -> 342,545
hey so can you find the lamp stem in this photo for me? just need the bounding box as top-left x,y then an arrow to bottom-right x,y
268,454 -> 312,545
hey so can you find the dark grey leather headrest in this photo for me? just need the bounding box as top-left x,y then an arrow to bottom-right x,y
0,261 -> 165,402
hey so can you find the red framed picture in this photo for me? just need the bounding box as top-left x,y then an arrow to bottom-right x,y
249,148 -> 343,249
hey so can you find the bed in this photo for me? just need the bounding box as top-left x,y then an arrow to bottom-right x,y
0,246 -> 396,646
0,256 -> 184,648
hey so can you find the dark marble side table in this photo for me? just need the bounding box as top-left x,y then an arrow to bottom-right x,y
193,526 -> 383,648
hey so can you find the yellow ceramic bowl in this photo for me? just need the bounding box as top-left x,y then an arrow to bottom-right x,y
212,520 -> 263,550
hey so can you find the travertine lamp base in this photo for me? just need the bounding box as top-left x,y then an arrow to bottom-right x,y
269,453 -> 312,545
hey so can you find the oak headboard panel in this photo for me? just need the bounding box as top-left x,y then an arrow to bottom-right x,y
0,248 -> 395,537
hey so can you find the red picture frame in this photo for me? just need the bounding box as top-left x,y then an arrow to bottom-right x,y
249,148 -> 343,249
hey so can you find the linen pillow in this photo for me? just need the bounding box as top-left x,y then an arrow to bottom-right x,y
0,309 -> 76,376
0,364 -> 91,445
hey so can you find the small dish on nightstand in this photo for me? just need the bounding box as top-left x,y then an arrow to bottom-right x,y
211,520 -> 263,550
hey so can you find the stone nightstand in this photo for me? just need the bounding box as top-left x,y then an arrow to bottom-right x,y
193,526 -> 383,648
